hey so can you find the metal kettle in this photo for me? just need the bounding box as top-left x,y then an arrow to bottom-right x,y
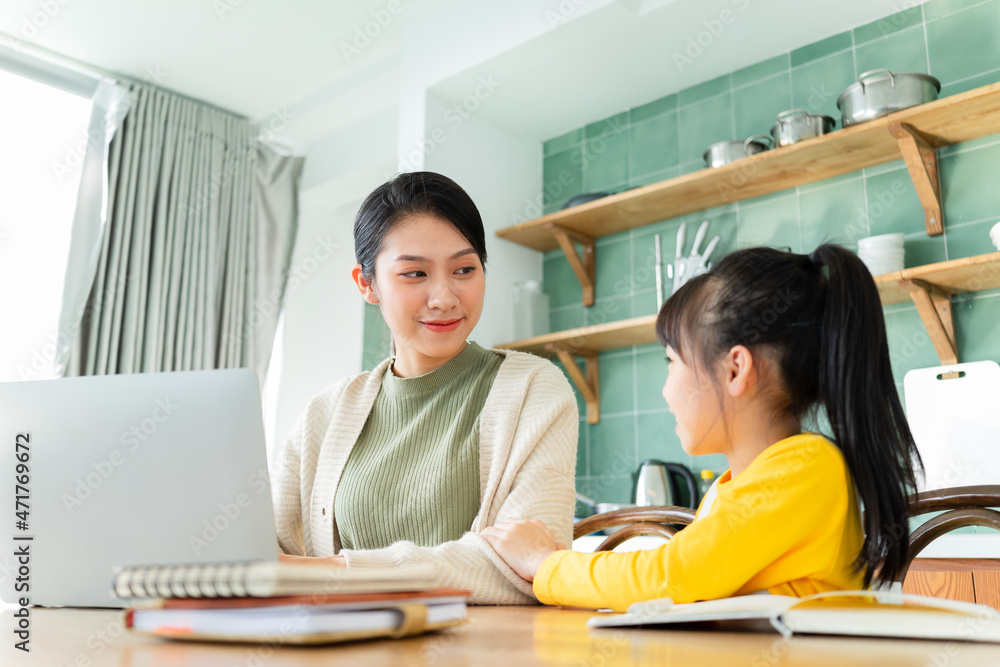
634,459 -> 700,508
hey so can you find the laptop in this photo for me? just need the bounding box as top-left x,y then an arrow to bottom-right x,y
0,368 -> 280,608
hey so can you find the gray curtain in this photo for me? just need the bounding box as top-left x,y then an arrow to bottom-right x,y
59,82 -> 303,381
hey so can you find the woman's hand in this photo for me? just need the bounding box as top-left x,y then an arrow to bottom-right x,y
482,519 -> 566,582
279,553 -> 347,567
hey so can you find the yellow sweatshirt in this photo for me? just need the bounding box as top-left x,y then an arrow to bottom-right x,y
533,433 -> 865,612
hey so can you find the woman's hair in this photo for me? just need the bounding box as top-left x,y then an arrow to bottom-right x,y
353,171 -> 488,281
656,244 -> 921,587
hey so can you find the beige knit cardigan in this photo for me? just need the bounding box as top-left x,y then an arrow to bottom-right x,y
271,348 -> 579,605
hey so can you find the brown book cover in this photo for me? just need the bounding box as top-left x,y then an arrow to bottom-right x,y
124,587 -> 471,645
132,587 -> 471,611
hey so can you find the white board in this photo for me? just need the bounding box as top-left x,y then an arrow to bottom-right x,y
903,361 -> 1000,492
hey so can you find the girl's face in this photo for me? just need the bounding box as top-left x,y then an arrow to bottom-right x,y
662,346 -> 725,457
364,214 -> 485,377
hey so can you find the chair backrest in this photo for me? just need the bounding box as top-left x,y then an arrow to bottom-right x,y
897,484 -> 1000,582
573,505 -> 695,552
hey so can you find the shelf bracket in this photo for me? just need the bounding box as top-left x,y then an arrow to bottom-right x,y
547,343 -> 600,424
547,223 -> 595,307
889,122 -> 944,237
902,278 -> 958,366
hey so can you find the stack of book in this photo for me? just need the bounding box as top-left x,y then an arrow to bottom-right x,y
113,561 -> 467,644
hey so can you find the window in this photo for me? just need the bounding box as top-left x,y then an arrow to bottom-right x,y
0,67 -> 93,381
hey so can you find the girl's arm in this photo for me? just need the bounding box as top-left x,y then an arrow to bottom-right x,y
525,438 -> 855,612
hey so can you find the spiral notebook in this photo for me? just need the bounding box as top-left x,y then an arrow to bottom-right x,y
112,561 -> 437,600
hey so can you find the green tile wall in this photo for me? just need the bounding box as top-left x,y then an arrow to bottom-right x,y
541,0 -> 1000,507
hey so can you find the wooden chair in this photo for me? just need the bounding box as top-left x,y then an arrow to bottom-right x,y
897,484 -> 1000,582
573,485 -> 1000,582
572,505 -> 695,552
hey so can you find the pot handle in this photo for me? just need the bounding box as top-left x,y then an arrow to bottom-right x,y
743,134 -> 773,154
858,68 -> 896,92
776,108 -> 809,124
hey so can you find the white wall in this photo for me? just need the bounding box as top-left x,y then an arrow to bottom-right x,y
272,3 -> 563,444
270,194 -> 366,453
422,90 -> 543,348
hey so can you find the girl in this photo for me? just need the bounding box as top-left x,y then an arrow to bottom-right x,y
483,244 -> 921,612
272,172 -> 578,604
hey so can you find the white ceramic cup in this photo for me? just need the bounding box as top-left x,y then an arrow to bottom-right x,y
858,233 -> 905,275
858,233 -> 905,251
991,221 -> 1000,251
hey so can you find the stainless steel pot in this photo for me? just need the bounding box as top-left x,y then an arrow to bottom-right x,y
575,492 -> 637,535
837,69 -> 941,127
770,109 -> 836,147
575,492 -> 635,515
703,135 -> 772,168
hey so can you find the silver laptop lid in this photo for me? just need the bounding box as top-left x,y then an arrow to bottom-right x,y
0,368 -> 279,608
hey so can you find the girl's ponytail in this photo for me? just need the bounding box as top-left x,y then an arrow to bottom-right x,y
810,244 -> 921,586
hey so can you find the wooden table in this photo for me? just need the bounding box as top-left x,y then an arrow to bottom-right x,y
6,605 -> 1000,666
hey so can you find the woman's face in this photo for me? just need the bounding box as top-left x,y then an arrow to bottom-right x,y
361,214 -> 485,377
662,346 -> 725,457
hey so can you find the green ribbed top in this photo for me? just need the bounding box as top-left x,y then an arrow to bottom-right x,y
335,342 -> 503,550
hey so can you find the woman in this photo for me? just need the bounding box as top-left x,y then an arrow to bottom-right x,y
271,171 -> 578,604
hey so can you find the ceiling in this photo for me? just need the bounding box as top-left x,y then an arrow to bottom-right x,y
429,0 -> 925,140
0,0 -> 925,160
0,0 -> 454,118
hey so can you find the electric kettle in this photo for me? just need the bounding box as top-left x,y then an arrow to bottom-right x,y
634,460 -> 700,508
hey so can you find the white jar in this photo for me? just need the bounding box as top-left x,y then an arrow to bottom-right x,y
511,280 -> 550,340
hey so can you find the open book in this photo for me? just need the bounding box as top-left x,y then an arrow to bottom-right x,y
588,590 -> 1000,642
112,561 -> 437,599
125,587 -> 469,645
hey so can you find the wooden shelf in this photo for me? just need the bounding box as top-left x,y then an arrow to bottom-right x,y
873,252 -> 1000,304
495,314 -> 658,358
495,315 -> 658,424
497,82 -> 1000,253
874,252 -> 1000,366
500,253 -> 1000,421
